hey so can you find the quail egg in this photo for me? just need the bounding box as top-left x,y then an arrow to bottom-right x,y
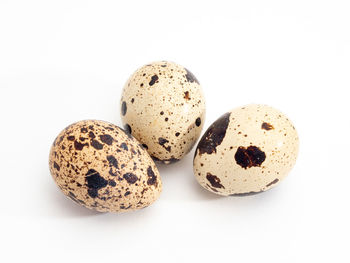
49,120 -> 162,212
120,61 -> 206,164
193,104 -> 299,196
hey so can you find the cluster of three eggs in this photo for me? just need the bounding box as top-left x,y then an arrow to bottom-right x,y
49,61 -> 299,212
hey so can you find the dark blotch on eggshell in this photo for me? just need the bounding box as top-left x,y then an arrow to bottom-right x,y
262,122 -> 274,130
195,112 -> 230,156
91,139 -> 103,150
67,136 -> 75,141
85,169 -> 108,198
206,173 -> 225,189
158,137 -> 169,145
53,161 -> 60,171
158,137 -> 171,152
108,180 -> 116,187
107,155 -> 118,168
123,173 -> 138,184
234,146 -> 266,169
88,131 -> 95,139
120,142 -> 128,151
74,140 -> 88,151
121,101 -> 127,116
149,75 -> 158,86
124,124 -> 132,134
99,134 -> 113,145
195,117 -> 201,127
147,166 -> 157,186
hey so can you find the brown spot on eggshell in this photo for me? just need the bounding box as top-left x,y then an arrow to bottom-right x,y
147,166 -> 157,186
262,122 -> 274,130
108,180 -> 116,187
85,169 -> 108,198
121,101 -> 127,116
124,124 -> 132,134
107,155 -> 118,168
88,131 -> 95,139
195,117 -> 201,127
158,137 -> 169,145
196,112 -> 230,156
53,161 -> 60,171
91,139 -> 103,150
234,146 -> 266,169
149,75 -> 158,86
74,140 -> 88,151
123,173 -> 138,184
99,134 -> 113,145
120,142 -> 128,151
206,173 -> 225,189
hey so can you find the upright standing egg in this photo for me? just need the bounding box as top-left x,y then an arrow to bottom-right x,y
120,61 -> 206,164
49,120 -> 162,212
193,104 -> 299,196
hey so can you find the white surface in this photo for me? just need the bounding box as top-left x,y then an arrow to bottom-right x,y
0,1 -> 349,262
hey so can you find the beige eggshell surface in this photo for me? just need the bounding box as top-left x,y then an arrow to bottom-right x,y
120,61 -> 206,164
49,120 -> 162,212
193,104 -> 299,196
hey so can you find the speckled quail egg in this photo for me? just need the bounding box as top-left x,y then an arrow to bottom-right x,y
193,104 -> 299,196
49,120 -> 162,212
120,61 -> 206,164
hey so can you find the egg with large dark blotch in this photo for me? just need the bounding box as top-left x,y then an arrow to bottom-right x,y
193,104 -> 299,196
49,120 -> 162,212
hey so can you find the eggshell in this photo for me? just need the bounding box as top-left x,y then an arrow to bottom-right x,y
120,61 -> 206,164
193,104 -> 299,196
49,120 -> 162,212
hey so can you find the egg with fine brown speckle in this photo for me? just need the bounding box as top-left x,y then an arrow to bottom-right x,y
120,61 -> 206,164
49,120 -> 162,212
193,104 -> 299,196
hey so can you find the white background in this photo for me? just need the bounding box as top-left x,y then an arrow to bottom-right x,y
0,1 -> 349,262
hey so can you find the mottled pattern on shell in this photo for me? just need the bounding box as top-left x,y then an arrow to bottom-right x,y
193,104 -> 299,196
49,120 -> 162,212
120,61 -> 206,163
